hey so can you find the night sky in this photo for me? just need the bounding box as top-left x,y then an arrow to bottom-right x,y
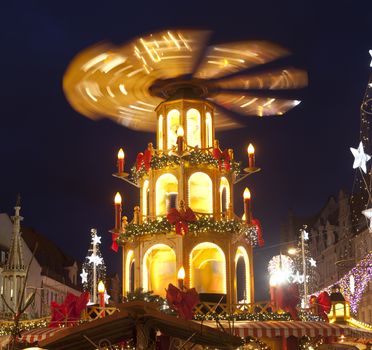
1,1 -> 372,299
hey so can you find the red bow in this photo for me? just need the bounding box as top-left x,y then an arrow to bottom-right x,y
212,148 -> 231,171
136,149 -> 152,171
49,291 -> 90,327
252,218 -> 264,247
111,232 -> 119,252
167,207 -> 196,235
166,283 -> 200,320
276,283 -> 300,320
309,292 -> 331,322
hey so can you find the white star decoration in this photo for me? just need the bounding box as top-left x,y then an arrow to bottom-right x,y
91,234 -> 101,245
104,290 -> 110,304
350,142 -> 371,174
362,207 -> 372,232
302,230 -> 309,241
80,269 -> 88,284
369,49 -> 372,67
309,258 -> 317,267
88,253 -> 103,266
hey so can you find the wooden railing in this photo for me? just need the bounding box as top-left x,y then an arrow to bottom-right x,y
83,306 -> 119,321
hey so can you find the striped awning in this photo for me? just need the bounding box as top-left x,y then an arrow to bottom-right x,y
20,327 -> 65,344
205,321 -> 372,339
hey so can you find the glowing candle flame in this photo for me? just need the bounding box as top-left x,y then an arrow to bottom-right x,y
177,266 -> 185,280
118,148 -> 125,159
177,126 -> 184,137
98,280 -> 105,293
247,143 -> 255,155
243,188 -> 251,199
114,192 -> 122,204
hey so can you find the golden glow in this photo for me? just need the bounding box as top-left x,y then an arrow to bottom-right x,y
118,148 -> 125,159
287,248 -> 297,255
177,267 -> 185,280
158,115 -> 163,150
189,242 -> 226,294
143,244 -> 176,296
247,143 -> 255,155
235,246 -> 251,303
186,108 -> 201,147
205,112 -> 213,148
167,109 -> 180,149
125,250 -> 134,293
98,280 -> 105,293
188,172 -> 213,213
177,125 -> 184,137
156,174 -> 178,216
243,188 -> 251,199
220,177 -> 230,213
114,192 -> 122,204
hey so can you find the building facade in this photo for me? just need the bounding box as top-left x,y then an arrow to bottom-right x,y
280,190 -> 372,323
0,205 -> 81,319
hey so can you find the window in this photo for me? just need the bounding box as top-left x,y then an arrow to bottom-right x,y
220,177 -> 230,214
186,108 -> 201,147
158,115 -> 163,150
167,109 -> 180,149
189,172 -> 213,213
142,180 -> 150,218
205,112 -> 212,148
156,174 -> 178,216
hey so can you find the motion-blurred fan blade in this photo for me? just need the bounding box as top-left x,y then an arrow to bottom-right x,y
193,41 -> 290,80
210,93 -> 301,117
214,67 -> 308,90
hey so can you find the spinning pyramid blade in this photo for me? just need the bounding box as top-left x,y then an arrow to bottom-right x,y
210,93 -> 301,117
214,67 -> 308,90
193,41 -> 290,80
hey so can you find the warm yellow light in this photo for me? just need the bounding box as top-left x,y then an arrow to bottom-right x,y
247,143 -> 255,155
177,266 -> 185,280
177,126 -> 184,137
118,148 -> 124,159
243,188 -> 251,199
98,280 -> 105,293
114,192 -> 122,204
288,248 -> 297,255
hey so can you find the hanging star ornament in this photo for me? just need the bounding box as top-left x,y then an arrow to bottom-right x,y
362,207 -> 372,232
80,269 -> 88,284
92,234 -> 101,245
88,253 -> 103,266
350,142 -> 371,174
309,258 -> 317,267
302,230 -> 309,241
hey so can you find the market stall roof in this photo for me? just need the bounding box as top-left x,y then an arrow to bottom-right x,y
37,302 -> 242,350
204,321 -> 372,339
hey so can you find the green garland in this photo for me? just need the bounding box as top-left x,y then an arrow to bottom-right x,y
119,216 -> 258,245
130,150 -> 241,183
194,311 -> 292,322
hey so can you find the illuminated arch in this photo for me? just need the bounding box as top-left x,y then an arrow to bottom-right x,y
205,112 -> 213,148
125,250 -> 135,293
189,242 -> 226,294
143,244 -> 176,296
220,177 -> 230,214
186,108 -> 201,147
158,115 -> 163,150
167,109 -> 180,149
188,172 -> 213,213
156,174 -> 178,216
235,246 -> 251,303
142,180 -> 149,218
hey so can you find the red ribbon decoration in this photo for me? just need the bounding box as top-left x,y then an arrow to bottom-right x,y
309,291 -> 331,322
166,283 -> 200,320
49,291 -> 90,327
167,207 -> 196,235
275,283 -> 300,320
136,149 -> 152,171
252,218 -> 264,247
111,232 -> 119,252
212,148 -> 231,171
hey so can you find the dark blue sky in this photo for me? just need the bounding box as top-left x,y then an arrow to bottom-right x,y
1,1 -> 371,299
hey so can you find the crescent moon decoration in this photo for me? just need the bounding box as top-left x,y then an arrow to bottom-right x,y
63,30 -> 307,132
